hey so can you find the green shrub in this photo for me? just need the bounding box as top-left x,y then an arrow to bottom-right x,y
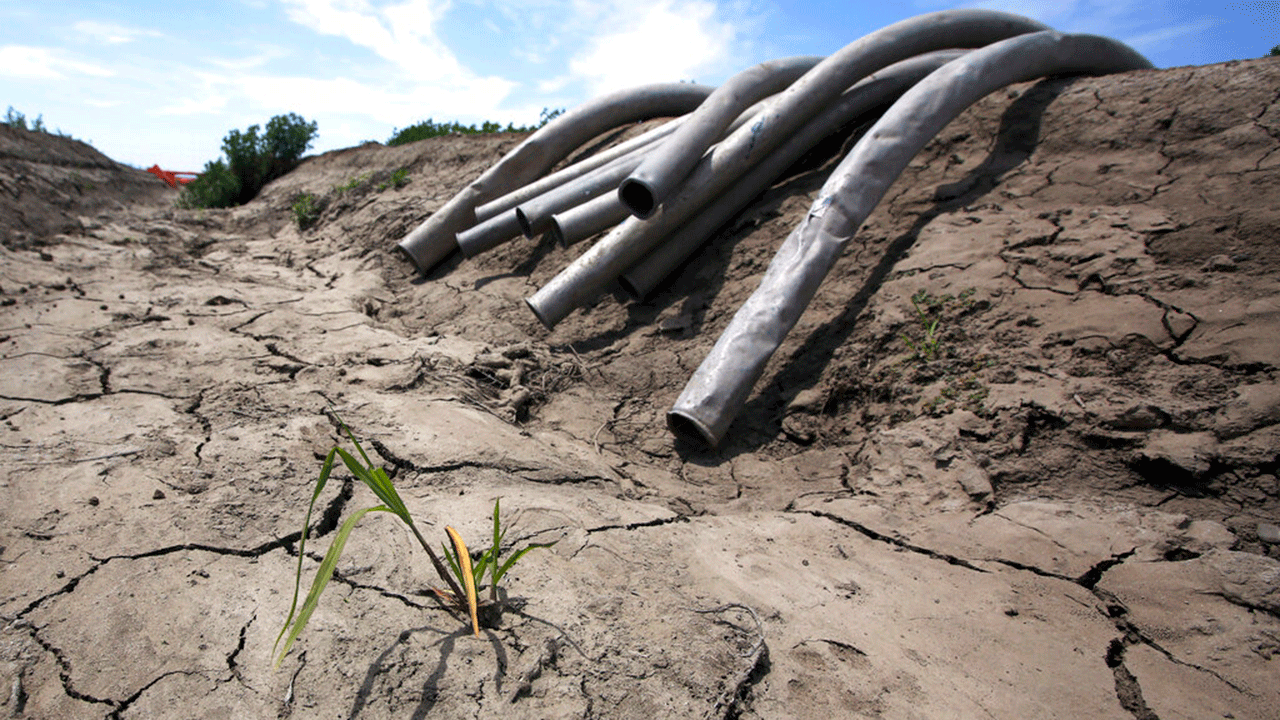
290,192 -> 323,230
176,159 -> 240,209
4,106 -> 78,139
386,107 -> 564,147
180,113 -> 318,208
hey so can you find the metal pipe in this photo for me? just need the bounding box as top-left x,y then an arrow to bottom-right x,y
667,31 -> 1152,447
526,9 -> 1047,328
513,97 -> 777,243
549,193 -> 633,247
473,115 -> 686,224
396,82 -> 714,273
618,50 -> 965,300
455,207 -> 526,258
515,152 -> 644,239
619,56 -> 823,219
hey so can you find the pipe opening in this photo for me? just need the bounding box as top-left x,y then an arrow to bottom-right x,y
615,272 -> 642,301
548,219 -> 568,248
666,410 -> 717,448
619,178 -> 658,219
515,208 -> 534,238
524,297 -> 556,331
395,243 -> 426,274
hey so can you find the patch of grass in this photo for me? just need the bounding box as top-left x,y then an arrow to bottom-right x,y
900,287 -> 977,362
290,192 -> 324,230
274,413 -> 553,668
376,167 -> 410,191
333,172 -> 371,194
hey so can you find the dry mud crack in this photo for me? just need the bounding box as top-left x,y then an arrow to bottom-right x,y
3,59 -> 1280,718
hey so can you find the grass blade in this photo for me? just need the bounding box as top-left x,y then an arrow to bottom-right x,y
493,542 -> 557,585
275,505 -> 391,666
273,447 -> 338,658
446,526 -> 480,637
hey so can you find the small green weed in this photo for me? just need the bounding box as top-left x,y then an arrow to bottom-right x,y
377,167 -> 410,191
333,172 -> 371,194
274,413 -> 551,667
290,192 -> 323,230
900,288 -> 976,362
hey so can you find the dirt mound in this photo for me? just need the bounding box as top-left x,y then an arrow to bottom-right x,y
2,58 -> 1278,719
0,125 -> 170,249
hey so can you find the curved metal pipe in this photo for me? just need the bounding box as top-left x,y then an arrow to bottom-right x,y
618,50 -> 966,300
667,31 -> 1152,447
550,193 -> 633,247
473,115 -> 686,224
619,56 -> 823,219
396,82 -> 714,273
525,9 -> 1049,328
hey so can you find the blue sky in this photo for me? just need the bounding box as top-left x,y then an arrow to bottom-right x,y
2,1 -> 1276,170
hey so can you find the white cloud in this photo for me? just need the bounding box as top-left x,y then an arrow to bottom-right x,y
73,20 -> 163,45
564,0 -> 736,95
281,0 -> 466,77
0,46 -> 114,79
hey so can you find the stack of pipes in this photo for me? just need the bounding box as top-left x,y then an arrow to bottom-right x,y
395,9 -> 1152,448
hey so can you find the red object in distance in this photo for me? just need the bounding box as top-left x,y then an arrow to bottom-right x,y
145,164 -> 200,188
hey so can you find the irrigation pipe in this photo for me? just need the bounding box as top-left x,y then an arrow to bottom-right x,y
619,56 -> 823,219
460,97 -> 777,258
666,31 -> 1153,447
396,82 -> 714,273
550,193 -> 634,247
525,9 -> 1048,328
472,116 -> 687,224
618,50 -> 966,300
511,96 -> 779,241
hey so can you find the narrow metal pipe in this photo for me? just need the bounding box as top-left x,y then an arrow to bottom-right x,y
455,208 -> 525,258
619,56 -> 823,219
473,116 -> 686,224
515,152 -> 643,239
550,193 -> 633,247
526,9 -> 1048,328
396,82 -> 714,273
618,50 -> 965,300
667,32 -> 1153,447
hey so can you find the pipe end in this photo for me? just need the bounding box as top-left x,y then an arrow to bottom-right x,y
618,178 -> 657,219
548,217 -> 568,248
523,296 -> 557,331
395,241 -> 428,275
615,272 -> 643,302
515,207 -> 534,238
666,409 -> 719,449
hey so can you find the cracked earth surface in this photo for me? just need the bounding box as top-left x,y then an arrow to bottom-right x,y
3,58 -> 1279,719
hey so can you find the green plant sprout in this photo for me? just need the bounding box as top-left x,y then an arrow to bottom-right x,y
901,289 -> 944,361
274,414 -> 555,667
900,288 -> 976,361
442,497 -> 556,609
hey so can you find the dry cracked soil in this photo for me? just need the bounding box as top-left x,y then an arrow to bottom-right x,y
2,58 -> 1279,719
